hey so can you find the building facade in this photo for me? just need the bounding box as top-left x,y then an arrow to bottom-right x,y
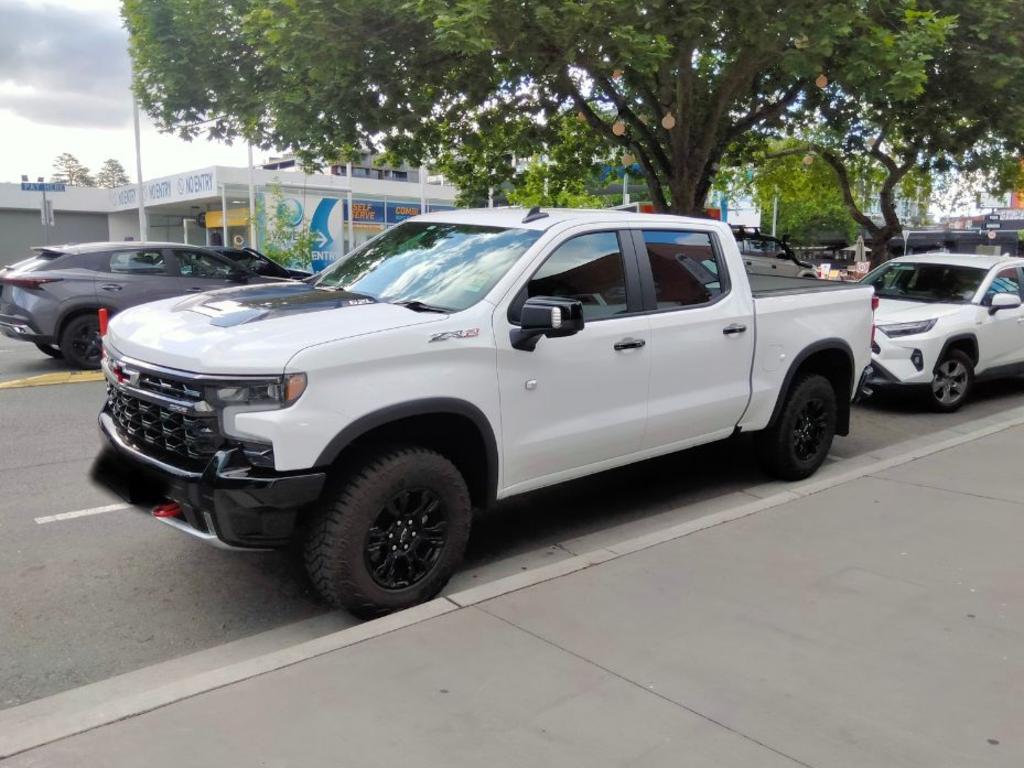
0,164 -> 458,269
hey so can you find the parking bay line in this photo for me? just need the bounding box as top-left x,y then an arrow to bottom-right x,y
0,371 -> 106,390
34,503 -> 131,525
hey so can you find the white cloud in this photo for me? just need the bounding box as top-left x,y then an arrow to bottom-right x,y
0,0 -> 260,182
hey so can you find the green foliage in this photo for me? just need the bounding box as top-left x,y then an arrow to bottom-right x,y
122,0 -> 891,214
96,159 -> 131,188
50,153 -> 95,187
259,182 -> 315,269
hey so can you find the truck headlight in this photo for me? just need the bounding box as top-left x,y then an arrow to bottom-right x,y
878,319 -> 937,338
209,373 -> 307,408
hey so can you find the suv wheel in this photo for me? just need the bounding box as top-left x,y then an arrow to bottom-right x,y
755,374 -> 837,480
305,447 -> 472,617
927,349 -> 973,412
59,314 -> 102,370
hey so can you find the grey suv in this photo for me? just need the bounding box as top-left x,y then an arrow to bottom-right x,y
0,242 -> 284,369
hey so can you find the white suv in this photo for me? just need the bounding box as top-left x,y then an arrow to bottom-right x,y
864,253 -> 1024,411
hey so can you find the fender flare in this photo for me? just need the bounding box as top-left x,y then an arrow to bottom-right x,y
936,333 -> 979,368
314,397 -> 499,504
766,338 -> 856,434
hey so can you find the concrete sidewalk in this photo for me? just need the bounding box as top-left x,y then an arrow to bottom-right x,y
5,425 -> 1024,767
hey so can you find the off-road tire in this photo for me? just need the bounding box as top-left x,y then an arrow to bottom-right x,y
304,447 -> 472,618
926,349 -> 974,413
34,343 -> 62,359
59,314 -> 102,369
755,373 -> 837,481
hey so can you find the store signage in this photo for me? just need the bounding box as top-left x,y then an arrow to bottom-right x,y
108,168 -> 218,210
21,182 -> 65,192
386,201 -> 421,223
349,200 -> 386,223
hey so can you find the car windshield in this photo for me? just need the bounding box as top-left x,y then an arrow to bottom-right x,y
861,262 -> 986,303
313,222 -> 542,311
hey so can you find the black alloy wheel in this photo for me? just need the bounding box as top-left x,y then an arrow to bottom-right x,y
792,398 -> 829,462
59,314 -> 102,369
365,488 -> 449,590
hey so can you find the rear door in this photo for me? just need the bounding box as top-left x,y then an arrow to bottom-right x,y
99,248 -> 181,311
632,227 -> 756,450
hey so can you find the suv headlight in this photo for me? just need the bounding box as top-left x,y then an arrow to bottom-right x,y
878,319 -> 937,338
209,372 -> 307,408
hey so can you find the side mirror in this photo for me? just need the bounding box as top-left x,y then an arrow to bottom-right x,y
510,296 -> 585,351
988,292 -> 1022,315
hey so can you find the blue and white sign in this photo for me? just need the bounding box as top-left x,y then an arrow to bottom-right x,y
21,182 -> 65,192
108,168 -> 218,210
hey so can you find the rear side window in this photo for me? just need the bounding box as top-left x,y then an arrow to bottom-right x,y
110,250 -> 168,275
527,232 -> 629,321
640,230 -> 724,308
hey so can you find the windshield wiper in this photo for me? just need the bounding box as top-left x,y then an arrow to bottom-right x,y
393,300 -> 452,314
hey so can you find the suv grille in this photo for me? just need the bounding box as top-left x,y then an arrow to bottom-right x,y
137,373 -> 204,401
108,384 -> 224,466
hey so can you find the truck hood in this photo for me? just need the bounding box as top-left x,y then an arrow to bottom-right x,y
106,282 -> 444,374
874,298 -> 966,324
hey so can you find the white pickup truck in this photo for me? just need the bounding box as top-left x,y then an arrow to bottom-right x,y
95,208 -> 874,615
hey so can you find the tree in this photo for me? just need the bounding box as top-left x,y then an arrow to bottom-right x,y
96,159 -> 131,188
124,1 -> 939,215
50,153 -> 95,187
785,0 -> 1024,261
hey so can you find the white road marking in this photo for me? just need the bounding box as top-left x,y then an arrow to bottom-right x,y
34,503 -> 131,525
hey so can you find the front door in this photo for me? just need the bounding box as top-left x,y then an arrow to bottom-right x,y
169,248 -> 249,295
632,227 -> 756,450
979,265 -> 1024,370
495,230 -> 651,493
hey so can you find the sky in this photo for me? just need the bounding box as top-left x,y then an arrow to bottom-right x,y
0,0 -> 251,185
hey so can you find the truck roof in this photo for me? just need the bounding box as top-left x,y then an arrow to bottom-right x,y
416,207 -> 724,231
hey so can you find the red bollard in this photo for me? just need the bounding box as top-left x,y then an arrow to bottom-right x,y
98,307 -> 109,336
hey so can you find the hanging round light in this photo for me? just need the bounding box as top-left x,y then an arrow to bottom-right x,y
612,69 -> 624,80
622,153 -> 635,166
661,113 -> 676,130
612,121 -> 627,136
815,73 -> 829,89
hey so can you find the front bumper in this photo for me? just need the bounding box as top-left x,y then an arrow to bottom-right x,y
96,409 -> 326,549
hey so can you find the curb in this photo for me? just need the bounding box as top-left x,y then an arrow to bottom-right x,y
4,406 -> 1024,759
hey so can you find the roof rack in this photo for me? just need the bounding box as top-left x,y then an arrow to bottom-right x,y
521,206 -> 549,224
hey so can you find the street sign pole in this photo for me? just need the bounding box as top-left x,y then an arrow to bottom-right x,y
131,85 -> 148,240
41,188 -> 48,245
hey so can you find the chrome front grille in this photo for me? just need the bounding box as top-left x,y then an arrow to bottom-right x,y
107,384 -> 224,465
136,373 -> 204,402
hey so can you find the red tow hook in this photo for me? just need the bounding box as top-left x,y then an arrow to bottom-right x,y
152,501 -> 182,518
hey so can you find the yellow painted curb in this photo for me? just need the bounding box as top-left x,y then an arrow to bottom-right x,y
0,370 -> 105,390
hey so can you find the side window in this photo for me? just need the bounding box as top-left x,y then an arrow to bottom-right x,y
109,249 -> 167,275
641,230 -> 725,309
986,267 -> 1021,300
175,250 -> 234,279
525,232 -> 629,321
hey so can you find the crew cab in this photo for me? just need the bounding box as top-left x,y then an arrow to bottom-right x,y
94,208 -> 873,616
863,252 -> 1024,411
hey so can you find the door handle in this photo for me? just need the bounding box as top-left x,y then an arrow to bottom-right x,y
722,323 -> 747,336
614,337 -> 646,351
186,287 -> 205,293
100,284 -> 123,292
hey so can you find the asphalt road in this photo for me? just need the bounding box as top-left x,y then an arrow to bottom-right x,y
3,334 -> 1024,710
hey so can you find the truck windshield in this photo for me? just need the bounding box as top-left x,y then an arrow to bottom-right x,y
313,222 -> 541,312
861,262 -> 986,303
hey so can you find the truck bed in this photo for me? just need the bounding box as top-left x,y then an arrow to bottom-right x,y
749,273 -> 865,298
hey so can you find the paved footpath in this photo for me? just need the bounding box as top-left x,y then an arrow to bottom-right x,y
4,423 -> 1024,767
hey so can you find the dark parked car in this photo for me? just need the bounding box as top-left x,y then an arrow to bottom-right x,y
208,246 -> 313,280
0,242 -> 283,369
